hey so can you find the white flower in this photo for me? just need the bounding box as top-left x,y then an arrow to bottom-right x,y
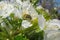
6,39 -> 9,40
54,7 -> 57,10
1,22 -> 6,27
11,0 -> 38,19
0,1 -> 38,20
22,1 -> 38,20
36,5 -> 43,9
22,20 -> 32,28
0,1 -> 14,18
46,19 -> 60,30
45,9 -> 49,13
38,15 -> 46,30
44,30 -> 60,40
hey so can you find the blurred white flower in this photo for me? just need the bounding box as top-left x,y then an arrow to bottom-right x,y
54,7 -> 57,10
22,1 -> 38,20
1,22 -> 6,27
45,9 -> 49,13
36,5 -> 43,9
0,0 -> 38,20
0,1 -> 14,18
22,20 -> 32,28
46,19 -> 60,30
38,15 -> 46,30
44,30 -> 60,40
6,39 -> 9,40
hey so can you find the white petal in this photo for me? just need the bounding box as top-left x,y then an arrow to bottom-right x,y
38,15 -> 46,30
44,30 -> 60,40
16,0 -> 22,5
0,1 -> 14,18
22,20 -> 32,28
46,19 -> 60,30
13,8 -> 22,18
36,5 -> 43,9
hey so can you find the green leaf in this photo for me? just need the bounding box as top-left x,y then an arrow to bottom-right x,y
14,34 -> 28,40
